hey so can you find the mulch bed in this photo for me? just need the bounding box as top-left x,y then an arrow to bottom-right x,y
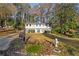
0,28 -> 16,36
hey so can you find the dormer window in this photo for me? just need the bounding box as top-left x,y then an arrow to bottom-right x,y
30,24 -> 31,26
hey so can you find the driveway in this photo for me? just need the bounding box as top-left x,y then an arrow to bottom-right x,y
0,33 -> 19,51
43,33 -> 79,48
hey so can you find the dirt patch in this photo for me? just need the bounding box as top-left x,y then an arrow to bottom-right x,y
26,33 -> 53,44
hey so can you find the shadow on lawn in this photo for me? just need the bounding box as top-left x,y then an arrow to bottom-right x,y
42,33 -> 79,48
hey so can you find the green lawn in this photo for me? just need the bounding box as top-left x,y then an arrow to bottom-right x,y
25,44 -> 42,55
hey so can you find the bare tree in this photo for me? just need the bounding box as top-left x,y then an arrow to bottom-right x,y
0,3 -> 16,28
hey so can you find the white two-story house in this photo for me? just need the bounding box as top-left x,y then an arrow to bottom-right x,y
25,4 -> 52,33
25,16 -> 51,33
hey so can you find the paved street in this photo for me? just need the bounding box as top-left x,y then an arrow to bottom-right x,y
0,33 -> 19,52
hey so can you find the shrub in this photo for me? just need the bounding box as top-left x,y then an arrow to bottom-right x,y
51,27 -> 61,33
66,45 -> 77,55
25,44 -> 42,55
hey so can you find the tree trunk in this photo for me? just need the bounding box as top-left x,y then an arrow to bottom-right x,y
5,19 -> 7,28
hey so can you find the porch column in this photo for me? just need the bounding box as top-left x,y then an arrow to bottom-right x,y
35,29 -> 37,33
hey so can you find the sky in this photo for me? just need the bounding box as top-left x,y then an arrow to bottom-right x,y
29,3 -> 39,8
29,3 -> 79,14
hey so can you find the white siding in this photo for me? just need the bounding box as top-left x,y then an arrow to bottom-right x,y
25,23 -> 51,33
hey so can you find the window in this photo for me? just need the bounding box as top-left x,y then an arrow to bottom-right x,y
46,24 -> 49,26
37,29 -> 40,33
30,24 -> 31,26
26,24 -> 28,26
39,24 -> 41,26
46,24 -> 47,26
36,23 -> 38,26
